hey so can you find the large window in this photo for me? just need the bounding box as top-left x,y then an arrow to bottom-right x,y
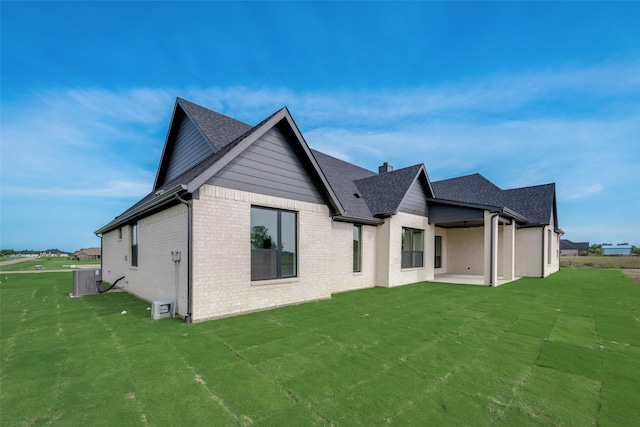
131,223 -> 138,267
251,207 -> 297,281
434,235 -> 442,268
402,227 -> 424,269
353,225 -> 362,273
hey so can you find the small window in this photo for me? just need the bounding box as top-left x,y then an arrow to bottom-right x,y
251,207 -> 297,281
131,223 -> 138,267
353,225 -> 362,273
434,235 -> 442,268
118,227 -> 123,241
402,228 -> 424,269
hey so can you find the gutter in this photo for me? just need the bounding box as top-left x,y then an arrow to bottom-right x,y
175,193 -> 193,323
95,184 -> 188,235
331,215 -> 384,226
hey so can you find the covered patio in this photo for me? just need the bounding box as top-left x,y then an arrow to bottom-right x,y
428,198 -> 528,287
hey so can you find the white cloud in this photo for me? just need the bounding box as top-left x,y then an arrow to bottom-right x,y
561,183 -> 604,201
1,61 -> 639,250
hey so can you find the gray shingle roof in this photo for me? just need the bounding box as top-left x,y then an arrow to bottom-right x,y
502,184 -> 556,226
311,150 -> 377,221
432,173 -> 557,226
107,109 -> 253,224
99,100 -> 558,233
561,240 -> 589,250
431,173 -> 502,207
178,98 -> 253,151
355,165 -> 424,216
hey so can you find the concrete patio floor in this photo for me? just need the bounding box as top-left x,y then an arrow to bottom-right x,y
432,274 -> 520,287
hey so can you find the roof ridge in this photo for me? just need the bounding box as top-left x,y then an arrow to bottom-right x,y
177,97 -> 252,127
310,149 -> 376,176
354,163 -> 423,184
503,182 -> 555,192
433,172 -> 502,190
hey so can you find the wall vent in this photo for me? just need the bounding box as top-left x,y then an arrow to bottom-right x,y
151,300 -> 174,320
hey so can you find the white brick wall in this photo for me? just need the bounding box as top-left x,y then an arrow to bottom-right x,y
102,227 -> 129,284
189,186 -> 444,321
515,227 -> 543,277
379,213 -> 434,288
191,185 -> 336,321
446,227 -> 485,275
327,222 -> 377,294
102,182 -> 560,322
101,204 -> 188,314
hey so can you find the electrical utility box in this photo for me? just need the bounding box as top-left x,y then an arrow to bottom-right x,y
151,300 -> 174,320
72,269 -> 102,296
171,250 -> 181,261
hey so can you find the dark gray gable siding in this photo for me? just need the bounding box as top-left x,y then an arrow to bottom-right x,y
207,126 -> 326,204
165,115 -> 215,183
399,178 -> 429,217
428,204 -> 484,224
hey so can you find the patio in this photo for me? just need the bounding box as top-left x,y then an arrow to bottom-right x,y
432,273 -> 520,287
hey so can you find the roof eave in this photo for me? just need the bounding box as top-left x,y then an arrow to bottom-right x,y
95,184 -> 188,235
332,215 -> 384,226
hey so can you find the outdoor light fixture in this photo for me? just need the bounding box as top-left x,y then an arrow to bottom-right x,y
463,221 -> 468,230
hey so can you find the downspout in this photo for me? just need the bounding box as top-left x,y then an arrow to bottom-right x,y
489,213 -> 499,286
175,193 -> 193,323
98,233 -> 103,292
97,233 -> 103,271
541,227 -> 546,278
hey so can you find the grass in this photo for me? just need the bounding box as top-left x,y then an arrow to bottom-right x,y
560,255 -> 640,269
1,269 -> 639,426
0,258 -> 98,272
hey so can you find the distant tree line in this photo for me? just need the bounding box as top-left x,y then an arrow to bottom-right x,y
1,249 -> 66,256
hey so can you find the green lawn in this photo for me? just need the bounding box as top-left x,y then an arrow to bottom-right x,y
560,255 -> 640,270
0,258 -> 98,272
1,270 -> 639,426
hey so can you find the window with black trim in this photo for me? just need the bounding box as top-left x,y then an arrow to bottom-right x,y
251,206 -> 297,281
131,223 -> 138,267
434,235 -> 442,268
402,227 -> 424,269
353,225 -> 362,273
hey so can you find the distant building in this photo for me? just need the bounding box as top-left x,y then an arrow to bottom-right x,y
560,240 -> 589,256
18,250 -> 39,258
41,249 -> 68,257
601,245 -> 633,257
74,248 -> 101,261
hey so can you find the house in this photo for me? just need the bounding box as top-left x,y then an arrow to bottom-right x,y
74,247 -> 102,261
560,239 -> 590,256
18,250 -> 39,258
95,98 -> 563,323
601,244 -> 633,257
41,249 -> 68,257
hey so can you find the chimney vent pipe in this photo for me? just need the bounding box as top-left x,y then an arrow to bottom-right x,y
379,162 -> 393,174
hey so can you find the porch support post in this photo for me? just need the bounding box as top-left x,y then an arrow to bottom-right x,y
483,211 -> 499,286
502,220 -> 515,281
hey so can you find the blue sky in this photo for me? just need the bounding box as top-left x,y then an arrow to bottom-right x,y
1,1 -> 639,251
